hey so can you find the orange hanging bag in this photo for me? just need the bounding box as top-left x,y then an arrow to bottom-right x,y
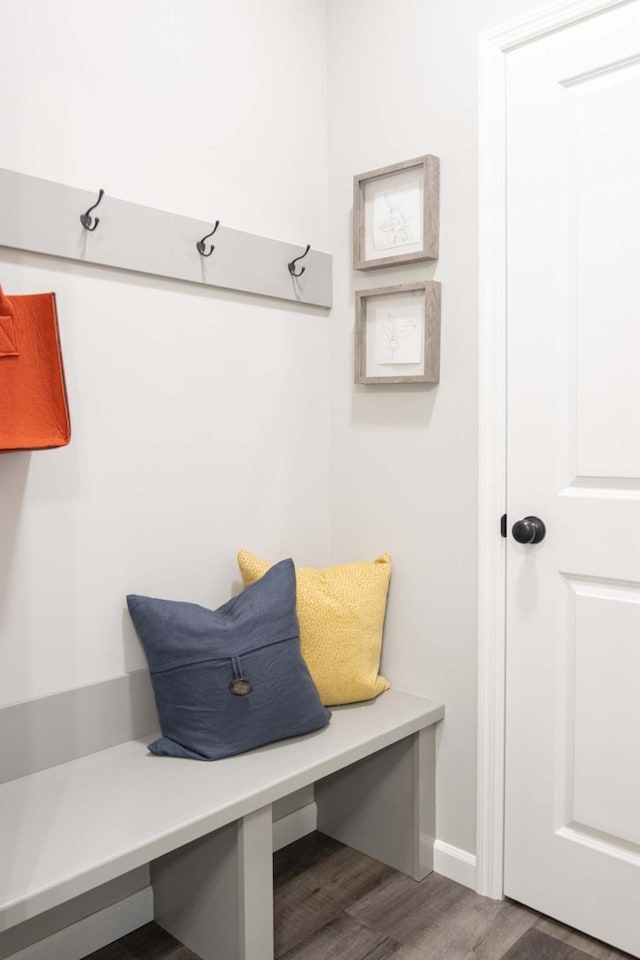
0,285 -> 71,451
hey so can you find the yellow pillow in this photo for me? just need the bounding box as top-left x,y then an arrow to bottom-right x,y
237,551 -> 391,706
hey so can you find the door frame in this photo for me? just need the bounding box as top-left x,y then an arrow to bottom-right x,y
476,0 -> 633,900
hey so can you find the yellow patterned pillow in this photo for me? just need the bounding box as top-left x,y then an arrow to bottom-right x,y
237,551 -> 391,706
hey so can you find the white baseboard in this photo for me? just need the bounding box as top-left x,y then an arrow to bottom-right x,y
7,887 -> 153,960
272,801 -> 318,852
272,807 -> 478,894
433,840 -> 477,890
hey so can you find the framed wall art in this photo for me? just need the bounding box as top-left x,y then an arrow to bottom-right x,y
354,281 -> 441,384
353,155 -> 439,270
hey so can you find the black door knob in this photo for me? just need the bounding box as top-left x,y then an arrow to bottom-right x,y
512,516 -> 546,544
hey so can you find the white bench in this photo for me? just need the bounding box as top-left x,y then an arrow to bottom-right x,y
0,689 -> 444,960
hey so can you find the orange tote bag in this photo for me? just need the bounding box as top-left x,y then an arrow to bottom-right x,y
0,285 -> 71,451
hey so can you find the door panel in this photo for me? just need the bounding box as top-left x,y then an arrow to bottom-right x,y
574,62 -> 640,479
505,4 -> 640,955
571,578 -> 640,845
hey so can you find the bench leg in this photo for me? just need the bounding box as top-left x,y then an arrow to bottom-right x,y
151,804 -> 274,960
315,727 -> 436,881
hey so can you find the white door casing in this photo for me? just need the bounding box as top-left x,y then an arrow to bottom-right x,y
478,0 -> 640,952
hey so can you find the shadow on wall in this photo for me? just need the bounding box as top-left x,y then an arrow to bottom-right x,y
123,604 -> 144,676
0,452 -> 31,616
352,381 -> 439,428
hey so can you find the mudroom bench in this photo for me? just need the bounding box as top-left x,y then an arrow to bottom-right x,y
0,689 -> 444,960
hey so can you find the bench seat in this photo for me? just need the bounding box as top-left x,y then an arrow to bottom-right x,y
0,688 -> 444,960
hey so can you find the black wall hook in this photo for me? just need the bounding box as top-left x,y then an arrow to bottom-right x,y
80,189 -> 104,232
196,220 -> 220,257
288,244 -> 311,277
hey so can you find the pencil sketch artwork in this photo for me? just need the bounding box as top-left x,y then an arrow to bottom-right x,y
374,303 -> 423,365
378,193 -> 413,246
371,180 -> 422,253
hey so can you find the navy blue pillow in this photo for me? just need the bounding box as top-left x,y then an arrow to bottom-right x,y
127,559 -> 331,760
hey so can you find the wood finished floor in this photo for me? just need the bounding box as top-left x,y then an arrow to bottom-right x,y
84,832 -> 636,960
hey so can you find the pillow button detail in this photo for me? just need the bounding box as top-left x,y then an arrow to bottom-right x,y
229,678 -> 253,696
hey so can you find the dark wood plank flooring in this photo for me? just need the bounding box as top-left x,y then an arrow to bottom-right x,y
83,832 -> 636,960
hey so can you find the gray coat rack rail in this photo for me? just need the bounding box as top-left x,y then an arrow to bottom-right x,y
0,169 -> 332,308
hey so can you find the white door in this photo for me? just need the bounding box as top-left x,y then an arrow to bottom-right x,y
505,3 -> 640,955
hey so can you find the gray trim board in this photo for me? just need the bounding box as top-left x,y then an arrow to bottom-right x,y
0,670 -> 158,783
0,168 -> 332,308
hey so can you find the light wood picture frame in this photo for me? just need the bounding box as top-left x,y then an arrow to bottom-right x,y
353,155 -> 439,270
355,281 -> 441,384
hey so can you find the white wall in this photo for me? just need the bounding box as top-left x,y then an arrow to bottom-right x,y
0,0 -> 560,869
0,0 -> 330,706
326,0 -> 550,858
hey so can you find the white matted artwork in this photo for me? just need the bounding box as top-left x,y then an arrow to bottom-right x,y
355,282 -> 441,385
373,296 -> 423,365
354,155 -> 439,270
366,169 -> 424,260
